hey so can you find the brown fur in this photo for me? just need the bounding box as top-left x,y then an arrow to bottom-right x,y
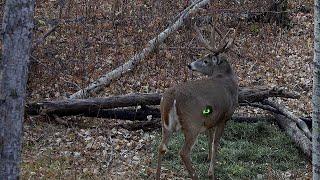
156,55 -> 238,180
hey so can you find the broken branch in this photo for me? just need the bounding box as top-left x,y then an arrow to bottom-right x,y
69,0 -> 211,99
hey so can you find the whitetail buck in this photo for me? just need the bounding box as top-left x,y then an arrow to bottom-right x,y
156,24 -> 238,180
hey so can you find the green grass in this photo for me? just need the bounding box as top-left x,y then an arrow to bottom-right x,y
152,121 -> 307,179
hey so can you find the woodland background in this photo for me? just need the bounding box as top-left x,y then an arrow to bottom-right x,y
0,0 -> 316,179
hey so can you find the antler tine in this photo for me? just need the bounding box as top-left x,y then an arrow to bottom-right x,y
194,21 -> 238,55
194,24 -> 214,52
209,16 -> 216,49
212,25 -> 238,55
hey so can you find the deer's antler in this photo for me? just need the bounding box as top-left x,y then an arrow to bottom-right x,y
194,24 -> 215,52
194,22 -> 237,55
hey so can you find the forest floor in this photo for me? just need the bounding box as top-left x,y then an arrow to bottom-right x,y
9,0 -> 315,179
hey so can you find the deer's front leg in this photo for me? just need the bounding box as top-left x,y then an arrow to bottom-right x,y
207,128 -> 215,161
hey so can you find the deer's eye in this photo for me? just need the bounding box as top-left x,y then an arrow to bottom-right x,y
203,60 -> 208,64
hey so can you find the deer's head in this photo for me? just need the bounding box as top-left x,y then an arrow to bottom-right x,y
188,23 -> 237,76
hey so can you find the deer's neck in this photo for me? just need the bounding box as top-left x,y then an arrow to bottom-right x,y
211,67 -> 232,77
210,62 -> 234,77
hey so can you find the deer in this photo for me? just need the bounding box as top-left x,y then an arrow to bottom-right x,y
156,23 -> 239,180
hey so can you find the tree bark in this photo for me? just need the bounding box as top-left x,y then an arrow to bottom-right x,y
313,0 -> 320,178
0,0 -> 35,179
69,0 -> 211,99
26,87 -> 299,116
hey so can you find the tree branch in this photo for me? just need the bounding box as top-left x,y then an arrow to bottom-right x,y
69,0 -> 211,99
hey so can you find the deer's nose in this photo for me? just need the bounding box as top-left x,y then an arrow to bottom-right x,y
187,64 -> 192,69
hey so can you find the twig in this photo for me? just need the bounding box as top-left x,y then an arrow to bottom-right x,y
106,136 -> 114,172
32,23 -> 60,50
118,119 -> 161,131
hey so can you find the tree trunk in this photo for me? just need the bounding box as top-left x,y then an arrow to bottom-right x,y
313,0 -> 320,178
0,0 -> 35,179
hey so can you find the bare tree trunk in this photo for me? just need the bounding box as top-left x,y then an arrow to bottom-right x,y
0,0 -> 35,179
313,0 -> 320,178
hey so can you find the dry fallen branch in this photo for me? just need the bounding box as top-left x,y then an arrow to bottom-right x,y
69,0 -> 211,99
32,23 -> 60,50
273,114 -> 312,159
118,119 -> 161,131
238,86 -> 300,102
263,99 -> 312,140
27,93 -> 161,116
26,87 -> 299,116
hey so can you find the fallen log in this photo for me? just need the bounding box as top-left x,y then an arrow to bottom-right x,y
55,106 -> 308,133
45,104 -> 275,123
26,93 -> 161,116
26,87 -> 299,116
263,99 -> 312,140
273,114 -> 312,159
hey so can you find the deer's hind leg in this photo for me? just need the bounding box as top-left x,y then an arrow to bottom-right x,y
180,126 -> 201,180
208,121 -> 226,179
156,126 -> 171,180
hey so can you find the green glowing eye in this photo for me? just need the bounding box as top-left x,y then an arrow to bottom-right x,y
202,105 -> 213,117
